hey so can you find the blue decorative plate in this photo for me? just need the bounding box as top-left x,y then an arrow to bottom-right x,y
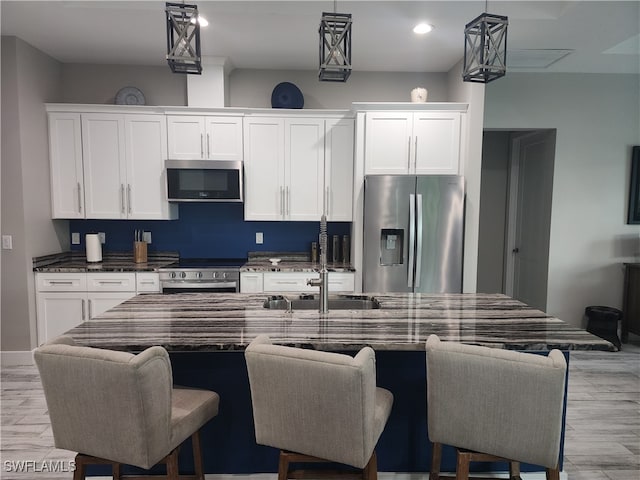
115,86 -> 146,105
271,82 -> 304,109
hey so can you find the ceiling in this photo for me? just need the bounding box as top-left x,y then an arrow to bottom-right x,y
1,1 -> 638,74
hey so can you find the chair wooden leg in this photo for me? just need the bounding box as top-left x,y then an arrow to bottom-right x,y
455,450 -> 470,480
362,451 -> 377,480
278,450 -> 291,480
191,430 -> 205,480
73,454 -> 86,480
509,461 -> 521,480
429,442 -> 442,480
546,467 -> 560,480
166,448 -> 180,480
112,462 -> 121,480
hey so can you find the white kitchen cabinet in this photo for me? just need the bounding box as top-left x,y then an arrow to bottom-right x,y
364,111 -> 461,175
240,272 -> 264,293
325,119 -> 354,221
166,115 -> 243,161
136,272 -> 161,293
262,272 -> 355,293
48,113 -> 84,219
82,113 -> 176,220
244,116 -> 354,221
36,272 -> 138,343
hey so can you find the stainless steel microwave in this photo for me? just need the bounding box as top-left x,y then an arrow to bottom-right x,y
166,160 -> 243,202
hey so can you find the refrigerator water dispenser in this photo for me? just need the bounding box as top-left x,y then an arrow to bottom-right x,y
380,229 -> 404,265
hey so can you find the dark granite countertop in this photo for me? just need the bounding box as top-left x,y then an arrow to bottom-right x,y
33,251 -> 179,273
65,292 -> 614,352
240,251 -> 354,272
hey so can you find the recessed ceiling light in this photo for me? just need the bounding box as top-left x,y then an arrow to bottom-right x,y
413,23 -> 434,34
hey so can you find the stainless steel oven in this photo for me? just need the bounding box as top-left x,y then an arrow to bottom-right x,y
158,259 -> 244,293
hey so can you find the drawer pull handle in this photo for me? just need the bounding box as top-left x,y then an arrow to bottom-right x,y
49,281 -> 74,285
98,281 -> 124,285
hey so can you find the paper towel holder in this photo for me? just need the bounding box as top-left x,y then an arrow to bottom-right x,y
85,233 -> 103,263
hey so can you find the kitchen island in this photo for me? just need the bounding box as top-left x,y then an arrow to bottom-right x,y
64,292 -> 613,476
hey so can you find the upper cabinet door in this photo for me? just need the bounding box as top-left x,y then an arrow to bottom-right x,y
48,113 -> 84,219
285,118 -> 325,221
124,114 -> 177,220
82,114 -> 127,219
243,117 -> 285,220
364,112 -> 413,174
325,119 -> 354,221
166,115 -> 206,160
412,112 -> 461,175
204,116 -> 243,161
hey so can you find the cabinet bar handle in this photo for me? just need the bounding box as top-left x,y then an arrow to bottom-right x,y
207,133 -> 210,158
81,299 -> 86,321
49,281 -> 74,285
88,299 -> 92,319
286,186 -> 290,216
414,136 -> 418,172
276,281 -> 298,285
407,136 -> 412,171
280,187 -> 285,216
97,281 -> 124,285
200,133 -> 204,158
127,184 -> 132,214
77,182 -> 82,213
120,184 -> 125,214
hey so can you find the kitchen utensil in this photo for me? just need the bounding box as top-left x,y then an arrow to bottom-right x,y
342,235 -> 350,264
332,235 -> 340,263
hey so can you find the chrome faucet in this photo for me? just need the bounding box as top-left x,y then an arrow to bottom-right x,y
307,214 -> 329,313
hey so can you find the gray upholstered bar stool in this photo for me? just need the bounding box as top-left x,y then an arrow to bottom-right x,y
34,336 -> 220,480
425,334 -> 567,480
244,334 -> 394,480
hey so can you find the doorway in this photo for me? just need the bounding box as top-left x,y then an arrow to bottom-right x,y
477,129 -> 556,311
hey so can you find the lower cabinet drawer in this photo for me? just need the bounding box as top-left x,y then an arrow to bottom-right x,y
86,273 -> 136,292
263,272 -> 354,293
136,272 -> 160,293
36,273 -> 87,292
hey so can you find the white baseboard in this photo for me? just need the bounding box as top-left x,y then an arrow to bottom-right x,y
1,350 -> 34,366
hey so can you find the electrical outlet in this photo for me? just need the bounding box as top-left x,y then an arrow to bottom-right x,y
2,235 -> 13,250
98,232 -> 106,244
71,232 -> 80,245
256,232 -> 264,244
143,231 -> 152,244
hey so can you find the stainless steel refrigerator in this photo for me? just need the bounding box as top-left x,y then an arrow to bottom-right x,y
363,175 -> 464,293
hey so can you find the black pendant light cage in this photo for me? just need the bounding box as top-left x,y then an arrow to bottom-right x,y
166,2 -> 202,74
319,12 -> 352,82
463,13 -> 508,83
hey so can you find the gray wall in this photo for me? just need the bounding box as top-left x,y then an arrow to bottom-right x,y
61,63 -> 187,105
485,73 -> 640,328
477,131 -> 511,293
1,36 -> 66,351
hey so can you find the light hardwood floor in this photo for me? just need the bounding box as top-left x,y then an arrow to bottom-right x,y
1,341 -> 638,480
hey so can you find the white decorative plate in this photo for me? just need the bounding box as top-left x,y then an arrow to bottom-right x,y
115,86 -> 146,105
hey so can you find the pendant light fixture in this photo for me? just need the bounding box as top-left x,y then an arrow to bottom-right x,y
165,2 -> 202,74
462,1 -> 508,83
319,1 -> 352,82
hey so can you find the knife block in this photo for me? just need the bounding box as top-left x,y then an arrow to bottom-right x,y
134,241 -> 147,263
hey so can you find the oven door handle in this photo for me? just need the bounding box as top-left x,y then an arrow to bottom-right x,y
161,281 -> 238,290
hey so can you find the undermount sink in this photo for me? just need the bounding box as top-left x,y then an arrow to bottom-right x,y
263,294 -> 381,311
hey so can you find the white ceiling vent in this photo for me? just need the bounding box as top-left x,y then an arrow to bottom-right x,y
508,49 -> 573,68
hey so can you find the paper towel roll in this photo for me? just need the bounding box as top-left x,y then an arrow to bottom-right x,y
86,234 -> 102,263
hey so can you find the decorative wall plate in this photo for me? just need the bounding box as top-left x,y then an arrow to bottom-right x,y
115,86 -> 146,105
271,82 -> 304,109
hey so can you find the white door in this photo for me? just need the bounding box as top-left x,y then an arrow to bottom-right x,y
124,114 -> 175,219
413,112 -> 461,174
48,113 -> 84,218
325,119 -> 354,221
167,115 -> 205,160
243,117 -> 285,220
205,116 -> 243,161
286,118 -> 325,221
364,112 -> 412,174
506,130 -> 556,311
36,293 -> 87,344
82,114 -> 126,218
